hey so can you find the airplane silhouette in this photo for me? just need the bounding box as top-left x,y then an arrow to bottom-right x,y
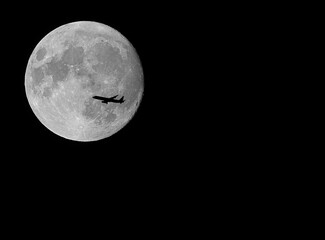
93,95 -> 125,104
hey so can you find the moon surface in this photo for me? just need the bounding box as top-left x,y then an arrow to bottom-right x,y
25,21 -> 143,141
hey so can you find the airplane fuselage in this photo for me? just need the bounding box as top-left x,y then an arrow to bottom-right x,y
93,95 -> 125,104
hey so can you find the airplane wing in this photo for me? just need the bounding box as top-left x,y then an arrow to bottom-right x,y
109,95 -> 118,100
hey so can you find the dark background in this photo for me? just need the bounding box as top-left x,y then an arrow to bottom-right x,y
0,5 -> 215,208
1,4 -> 204,165
0,4 -> 215,226
0,4 -> 308,231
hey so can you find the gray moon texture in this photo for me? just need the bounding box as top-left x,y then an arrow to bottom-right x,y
25,21 -> 143,141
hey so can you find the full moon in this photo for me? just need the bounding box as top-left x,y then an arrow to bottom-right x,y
25,21 -> 143,141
